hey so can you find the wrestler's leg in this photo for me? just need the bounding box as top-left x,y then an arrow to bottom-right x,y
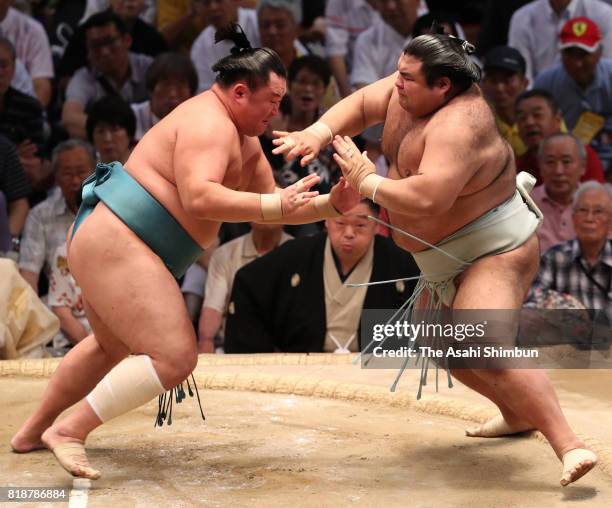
30,205 -> 198,478
11,303 -> 129,453
454,235 -> 596,485
415,289 -> 526,433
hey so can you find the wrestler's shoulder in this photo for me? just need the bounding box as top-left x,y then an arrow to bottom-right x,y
428,96 -> 494,135
170,94 -> 237,136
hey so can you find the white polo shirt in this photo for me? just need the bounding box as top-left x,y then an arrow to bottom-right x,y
350,17 -> 411,87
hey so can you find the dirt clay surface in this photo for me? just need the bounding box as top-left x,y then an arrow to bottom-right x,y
1,356 -> 612,507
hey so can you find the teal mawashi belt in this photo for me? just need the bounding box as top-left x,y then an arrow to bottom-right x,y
72,162 -> 203,279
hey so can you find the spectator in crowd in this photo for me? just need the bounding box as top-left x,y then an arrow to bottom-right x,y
0,37 -> 49,199
0,135 -> 30,257
81,0 -> 157,26
19,140 -> 94,293
224,200 -> 420,353
533,133 -> 586,253
59,0 -> 166,80
62,11 -> 152,139
0,37 -> 43,148
324,0 -> 380,97
131,52 -> 198,141
157,0 -> 210,52
528,181 -> 612,323
509,0 -> 612,83
257,0 -> 306,70
48,242 -> 91,354
351,0 -> 420,90
258,0 -> 339,108
481,46 -> 529,158
261,55 -> 338,198
534,17 -> 612,173
198,221 -> 292,353
86,96 -> 135,164
191,0 -> 259,92
515,89 -> 605,183
0,0 -> 54,107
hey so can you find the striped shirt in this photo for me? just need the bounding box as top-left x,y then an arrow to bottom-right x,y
0,87 -> 44,150
0,135 -> 31,202
529,239 -> 612,323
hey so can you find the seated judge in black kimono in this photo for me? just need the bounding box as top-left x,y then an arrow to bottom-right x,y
225,199 -> 420,353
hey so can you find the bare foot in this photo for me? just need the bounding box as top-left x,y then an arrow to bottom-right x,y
560,448 -> 597,487
10,429 -> 46,453
465,415 -> 534,438
41,426 -> 101,480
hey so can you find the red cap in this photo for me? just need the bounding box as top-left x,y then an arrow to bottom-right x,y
559,17 -> 601,53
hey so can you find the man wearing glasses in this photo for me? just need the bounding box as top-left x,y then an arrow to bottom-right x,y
62,11 -> 152,139
529,180 -> 612,323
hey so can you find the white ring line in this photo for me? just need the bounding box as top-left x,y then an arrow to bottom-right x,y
68,478 -> 90,508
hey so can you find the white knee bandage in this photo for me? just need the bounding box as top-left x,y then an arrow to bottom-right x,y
86,355 -> 165,422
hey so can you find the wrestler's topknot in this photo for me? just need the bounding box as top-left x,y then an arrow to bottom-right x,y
404,33 -> 481,95
212,23 -> 286,90
214,23 -> 253,55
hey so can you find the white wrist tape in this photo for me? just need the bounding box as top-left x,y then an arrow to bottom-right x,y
86,355 -> 165,422
261,193 -> 283,220
306,121 -> 334,145
358,173 -> 385,203
314,194 -> 341,219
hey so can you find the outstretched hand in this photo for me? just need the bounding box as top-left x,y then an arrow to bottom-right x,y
271,129 -> 324,167
279,173 -> 320,215
332,135 -> 376,191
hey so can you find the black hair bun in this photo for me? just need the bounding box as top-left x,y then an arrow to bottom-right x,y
214,23 -> 253,55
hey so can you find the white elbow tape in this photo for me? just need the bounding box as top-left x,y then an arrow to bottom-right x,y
314,194 -> 341,218
358,174 -> 385,203
261,193 -> 283,221
306,121 -> 334,145
86,355 -> 165,422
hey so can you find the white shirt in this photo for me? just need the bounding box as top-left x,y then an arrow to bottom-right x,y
191,8 -> 260,92
0,7 -> 54,79
325,0 -> 380,67
11,58 -> 35,97
80,0 -> 157,26
131,101 -> 159,141
323,238 -> 372,353
350,17 -> 411,87
18,190 -> 75,278
509,0 -> 612,83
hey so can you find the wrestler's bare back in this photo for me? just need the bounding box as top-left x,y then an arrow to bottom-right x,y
123,90 -> 263,248
382,85 -> 516,253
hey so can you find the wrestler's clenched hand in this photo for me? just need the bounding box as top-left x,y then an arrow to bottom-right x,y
329,177 -> 362,214
280,173 -> 320,214
332,135 -> 376,192
271,129 -> 323,167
